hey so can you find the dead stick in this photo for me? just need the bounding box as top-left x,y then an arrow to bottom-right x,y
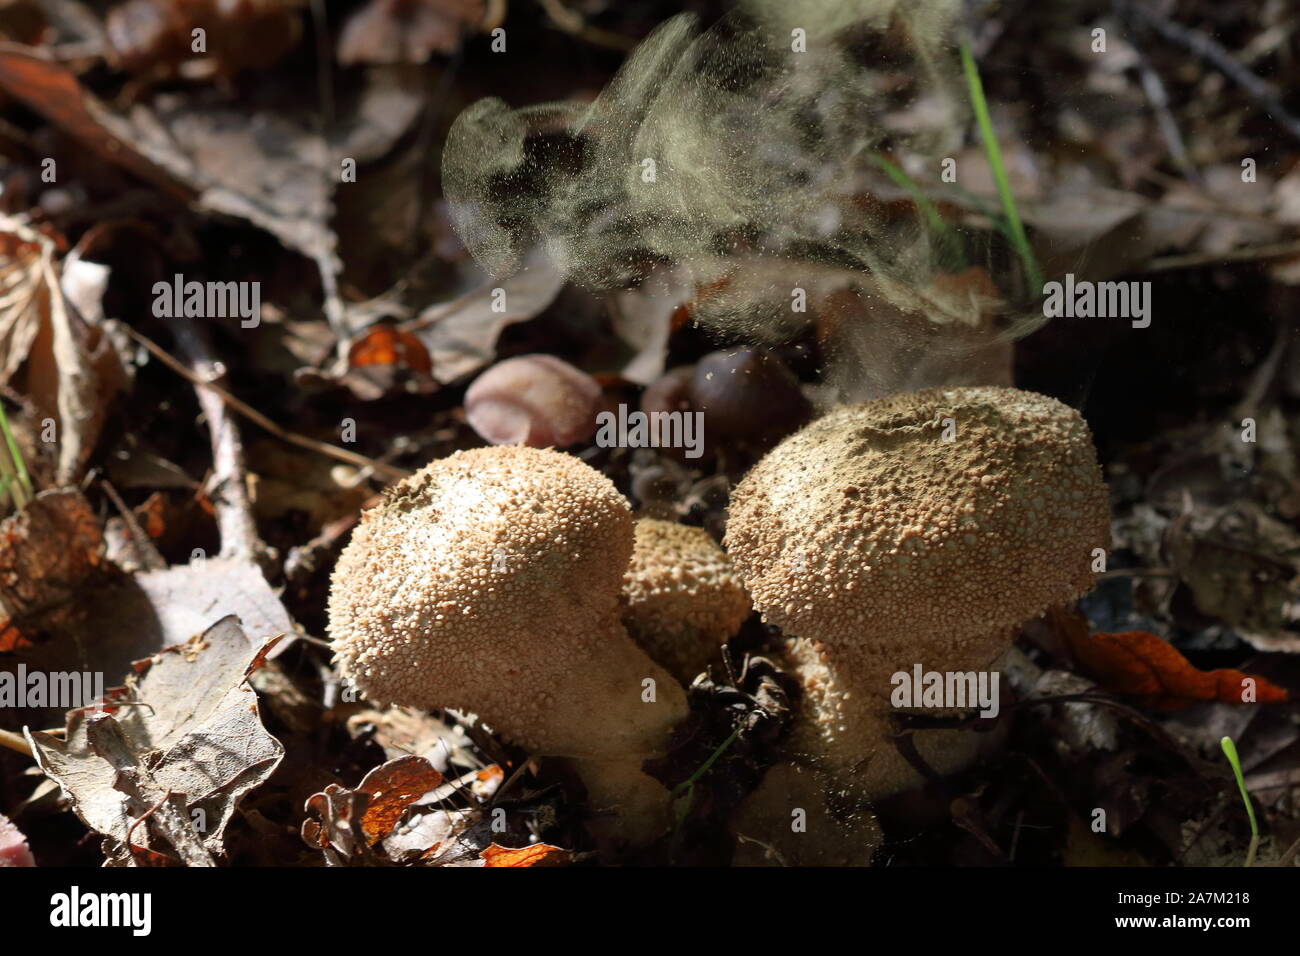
168,315 -> 266,564
121,324 -> 411,481
1125,2 -> 1300,143
0,728 -> 32,757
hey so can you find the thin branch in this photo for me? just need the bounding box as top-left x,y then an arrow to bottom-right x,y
0,728 -> 33,757
1125,1 -> 1300,144
120,324 -> 411,482
168,315 -> 266,564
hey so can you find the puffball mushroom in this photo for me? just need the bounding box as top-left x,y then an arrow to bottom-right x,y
724,385 -> 1110,797
621,518 -> 752,684
328,445 -> 688,845
464,354 -> 602,448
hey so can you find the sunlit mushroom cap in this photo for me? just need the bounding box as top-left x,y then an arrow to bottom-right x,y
328,445 -> 685,758
725,386 -> 1110,681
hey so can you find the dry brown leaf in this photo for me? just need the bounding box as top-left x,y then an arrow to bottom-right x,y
26,617 -> 285,864
404,251 -> 566,384
338,0 -> 483,65
1062,617 -> 1289,711
480,842 -> 574,867
357,755 -> 444,846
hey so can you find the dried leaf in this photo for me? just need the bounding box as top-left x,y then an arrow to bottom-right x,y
357,755 -> 443,846
1065,626 -> 1289,711
0,216 -> 125,482
25,617 -> 285,864
480,842 -> 573,867
0,488 -> 106,648
338,0 -> 483,65
405,252 -> 566,384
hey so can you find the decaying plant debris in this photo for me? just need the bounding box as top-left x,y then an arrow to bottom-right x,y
0,0 -> 1299,869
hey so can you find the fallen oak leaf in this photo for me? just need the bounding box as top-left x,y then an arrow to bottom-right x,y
1065,627 -> 1289,711
479,842 -> 574,867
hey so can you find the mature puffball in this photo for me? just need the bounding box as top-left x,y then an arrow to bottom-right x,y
726,385 -> 1111,690
464,354 -> 602,449
621,518 -> 752,683
328,447 -> 687,810
724,386 -> 1110,800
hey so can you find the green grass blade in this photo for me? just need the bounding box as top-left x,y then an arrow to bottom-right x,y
0,402 -> 29,510
1220,736 -> 1259,867
869,153 -> 965,264
959,37 -> 1043,295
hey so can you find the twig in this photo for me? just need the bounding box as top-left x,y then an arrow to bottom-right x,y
1135,48 -> 1200,181
120,324 -> 410,482
0,728 -> 33,757
167,315 -> 266,565
1124,1 -> 1300,144
537,0 -> 637,52
1143,238 -> 1300,273
1234,321 -> 1291,422
99,476 -> 167,572
308,0 -> 335,129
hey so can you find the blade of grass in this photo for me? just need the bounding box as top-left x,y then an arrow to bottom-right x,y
0,401 -> 31,508
1220,736 -> 1259,867
959,37 -> 1043,294
869,153 -> 966,264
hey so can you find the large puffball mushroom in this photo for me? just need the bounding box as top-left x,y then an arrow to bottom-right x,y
724,385 -> 1110,797
621,518 -> 752,684
328,445 -> 688,845
464,354 -> 602,448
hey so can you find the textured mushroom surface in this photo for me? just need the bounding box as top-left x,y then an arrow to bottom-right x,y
328,445 -> 686,759
778,638 -> 1007,801
730,760 -> 880,866
621,518 -> 752,683
725,385 -> 1110,688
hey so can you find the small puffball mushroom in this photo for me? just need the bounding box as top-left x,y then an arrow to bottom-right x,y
724,386 -> 1110,797
621,518 -> 752,684
328,445 -> 687,845
464,354 -> 601,448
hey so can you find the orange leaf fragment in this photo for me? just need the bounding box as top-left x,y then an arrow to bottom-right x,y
1065,626 -> 1289,711
480,843 -> 574,867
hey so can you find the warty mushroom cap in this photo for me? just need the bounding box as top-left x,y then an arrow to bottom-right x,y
621,518 -> 752,683
328,445 -> 686,760
724,385 -> 1110,685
